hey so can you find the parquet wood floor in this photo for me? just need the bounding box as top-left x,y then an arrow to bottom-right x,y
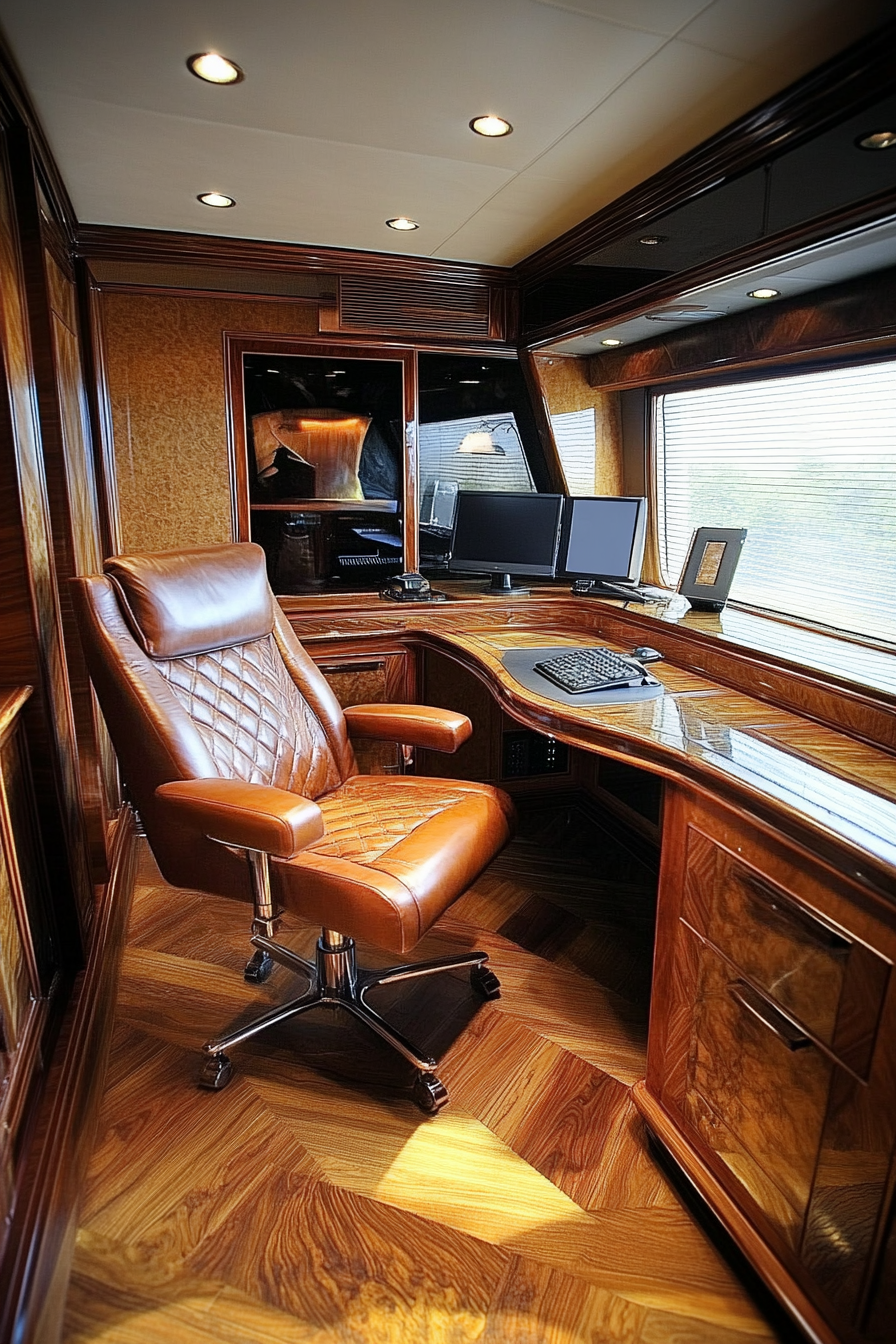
63,798 -> 786,1344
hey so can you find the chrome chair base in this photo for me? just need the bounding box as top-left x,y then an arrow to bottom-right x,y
199,929 -> 500,1113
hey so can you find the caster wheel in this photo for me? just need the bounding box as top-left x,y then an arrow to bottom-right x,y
198,1052 -> 233,1090
471,963 -> 501,1000
412,1071 -> 449,1115
244,948 -> 274,984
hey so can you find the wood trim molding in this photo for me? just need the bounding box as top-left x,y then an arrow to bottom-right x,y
0,805 -> 137,1344
78,267 -> 123,557
223,332 -> 418,556
75,223 -> 516,290
517,348 -> 567,494
516,18 -> 896,289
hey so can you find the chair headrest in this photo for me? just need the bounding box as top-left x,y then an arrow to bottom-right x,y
104,543 -> 275,659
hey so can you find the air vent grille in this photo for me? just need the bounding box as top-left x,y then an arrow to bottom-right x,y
338,276 -> 491,335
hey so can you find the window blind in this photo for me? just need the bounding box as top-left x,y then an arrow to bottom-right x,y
418,413 -> 534,496
550,408 -> 596,494
655,359 -> 896,646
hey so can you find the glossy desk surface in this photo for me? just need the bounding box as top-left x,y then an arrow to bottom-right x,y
282,587 -> 896,902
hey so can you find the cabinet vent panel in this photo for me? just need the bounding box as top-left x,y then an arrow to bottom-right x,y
338,277 -> 491,335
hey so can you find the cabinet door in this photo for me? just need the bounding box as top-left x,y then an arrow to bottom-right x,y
314,648 -> 410,774
0,705 -> 54,1226
649,787 -> 896,1335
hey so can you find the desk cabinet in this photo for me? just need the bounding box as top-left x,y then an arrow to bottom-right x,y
642,786 -> 896,1344
310,643 -> 412,774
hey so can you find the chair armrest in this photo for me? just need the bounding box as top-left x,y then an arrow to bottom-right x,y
343,703 -> 472,753
155,778 -> 324,858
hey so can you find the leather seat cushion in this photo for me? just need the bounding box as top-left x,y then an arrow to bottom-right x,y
271,775 -> 514,955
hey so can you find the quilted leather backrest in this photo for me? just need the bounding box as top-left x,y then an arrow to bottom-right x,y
98,543 -> 353,799
155,633 -> 343,796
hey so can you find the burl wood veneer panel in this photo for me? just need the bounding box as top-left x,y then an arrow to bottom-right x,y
100,293 -> 318,554
532,353 -> 623,495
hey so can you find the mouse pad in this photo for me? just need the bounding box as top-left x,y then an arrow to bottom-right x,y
501,647 -> 665,707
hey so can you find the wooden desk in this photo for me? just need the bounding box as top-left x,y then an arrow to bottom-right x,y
283,585 -> 896,1344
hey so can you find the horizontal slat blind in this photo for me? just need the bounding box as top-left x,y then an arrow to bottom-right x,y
655,359 -> 896,646
418,414 -> 534,495
550,408 -> 596,494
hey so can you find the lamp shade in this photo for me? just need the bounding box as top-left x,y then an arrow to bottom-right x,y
457,430 -> 506,455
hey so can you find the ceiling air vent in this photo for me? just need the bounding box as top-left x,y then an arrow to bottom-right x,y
337,276 -> 491,336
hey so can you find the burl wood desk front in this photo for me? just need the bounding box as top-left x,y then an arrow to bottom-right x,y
283,586 -> 896,1344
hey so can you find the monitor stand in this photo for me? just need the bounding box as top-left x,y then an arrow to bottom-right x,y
485,572 -> 530,597
571,578 -> 646,603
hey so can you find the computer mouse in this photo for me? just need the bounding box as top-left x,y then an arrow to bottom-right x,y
631,646 -> 663,662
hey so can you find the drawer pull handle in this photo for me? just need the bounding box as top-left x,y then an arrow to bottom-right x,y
728,979 -> 813,1051
318,661 -> 385,674
740,874 -> 850,954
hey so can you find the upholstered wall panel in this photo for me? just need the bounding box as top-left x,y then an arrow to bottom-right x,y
100,293 -> 318,554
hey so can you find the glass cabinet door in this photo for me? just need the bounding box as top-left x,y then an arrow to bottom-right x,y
230,341 -> 410,594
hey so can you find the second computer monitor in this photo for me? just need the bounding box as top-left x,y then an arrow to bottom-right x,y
450,491 -> 564,594
560,496 -> 648,588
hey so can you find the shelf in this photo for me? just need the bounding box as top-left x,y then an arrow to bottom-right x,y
250,500 -> 399,513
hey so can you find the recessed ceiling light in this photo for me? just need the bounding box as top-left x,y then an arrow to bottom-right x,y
187,52 -> 244,85
638,235 -> 668,246
748,287 -> 779,299
601,338 -> 623,347
197,191 -> 235,208
855,130 -> 896,151
386,216 -> 418,231
470,115 -> 513,138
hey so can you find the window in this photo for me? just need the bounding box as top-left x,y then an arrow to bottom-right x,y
551,408 -> 597,494
654,359 -> 896,645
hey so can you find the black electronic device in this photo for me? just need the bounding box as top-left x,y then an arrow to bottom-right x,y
533,646 -> 652,694
449,491 -> 564,595
379,571 -> 447,602
631,645 -> 664,663
560,496 -> 648,598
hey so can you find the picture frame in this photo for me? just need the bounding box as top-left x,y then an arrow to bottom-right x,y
678,527 -> 747,610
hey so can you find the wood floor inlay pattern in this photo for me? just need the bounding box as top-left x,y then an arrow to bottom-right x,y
64,803 -> 784,1343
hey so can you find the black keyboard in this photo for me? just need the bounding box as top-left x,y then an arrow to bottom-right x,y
533,646 -> 648,694
337,554 -> 400,568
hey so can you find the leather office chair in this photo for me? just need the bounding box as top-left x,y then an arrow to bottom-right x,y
72,543 -> 514,1112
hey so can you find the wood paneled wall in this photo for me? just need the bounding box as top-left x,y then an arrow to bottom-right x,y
0,124 -> 92,945
8,123 -> 115,884
98,292 -> 319,553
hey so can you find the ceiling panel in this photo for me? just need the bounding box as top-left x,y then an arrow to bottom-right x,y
0,0 -> 664,166
0,0 -> 891,264
42,95 -> 513,253
532,0 -> 715,35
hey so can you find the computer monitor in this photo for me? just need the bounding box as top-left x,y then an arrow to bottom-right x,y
559,496 -> 648,596
450,491 -> 564,595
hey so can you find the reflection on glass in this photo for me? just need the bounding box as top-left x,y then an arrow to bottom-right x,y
243,353 -> 404,592
417,353 -> 549,575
